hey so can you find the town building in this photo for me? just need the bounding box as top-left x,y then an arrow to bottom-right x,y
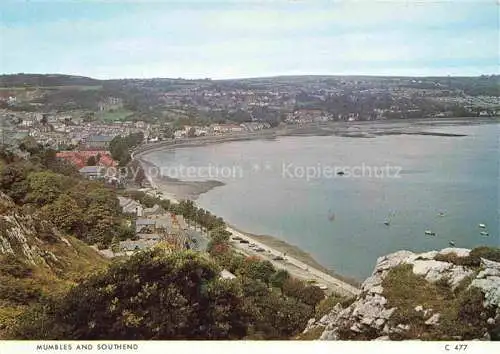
79,166 -> 106,180
83,135 -> 115,149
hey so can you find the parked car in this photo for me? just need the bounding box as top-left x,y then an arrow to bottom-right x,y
239,239 -> 250,244
272,256 -> 284,261
255,248 -> 265,252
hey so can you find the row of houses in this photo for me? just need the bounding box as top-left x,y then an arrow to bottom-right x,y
57,150 -> 117,169
173,122 -> 271,138
115,197 -> 189,253
93,195 -> 236,279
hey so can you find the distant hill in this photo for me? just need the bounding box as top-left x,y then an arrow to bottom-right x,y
0,73 -> 101,88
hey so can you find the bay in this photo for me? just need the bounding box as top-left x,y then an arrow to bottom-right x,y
144,122 -> 499,280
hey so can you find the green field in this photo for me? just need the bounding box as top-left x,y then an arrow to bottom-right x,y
97,108 -> 135,122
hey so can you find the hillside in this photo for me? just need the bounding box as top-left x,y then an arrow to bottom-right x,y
0,191 -> 108,338
0,74 -> 101,88
300,247 -> 500,340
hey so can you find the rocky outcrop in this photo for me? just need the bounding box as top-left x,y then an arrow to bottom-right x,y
471,258 -> 500,308
0,192 -> 103,271
1,192 -> 57,265
303,247 -> 500,341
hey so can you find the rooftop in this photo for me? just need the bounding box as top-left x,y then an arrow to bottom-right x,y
79,165 -> 105,174
136,218 -> 157,225
87,135 -> 114,142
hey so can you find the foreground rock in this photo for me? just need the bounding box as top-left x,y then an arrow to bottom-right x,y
302,247 -> 500,340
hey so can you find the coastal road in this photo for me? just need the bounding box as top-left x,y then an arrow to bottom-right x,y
226,226 -> 360,297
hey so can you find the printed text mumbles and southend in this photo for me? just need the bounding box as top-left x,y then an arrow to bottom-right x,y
36,344 -> 138,351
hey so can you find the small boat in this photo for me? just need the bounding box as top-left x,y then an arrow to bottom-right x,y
438,212 -> 446,217
479,223 -> 486,229
480,231 -> 489,236
425,230 -> 436,236
384,220 -> 390,226
449,241 -> 455,246
337,171 -> 345,176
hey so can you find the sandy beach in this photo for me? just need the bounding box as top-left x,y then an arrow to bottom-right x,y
137,155 -> 225,201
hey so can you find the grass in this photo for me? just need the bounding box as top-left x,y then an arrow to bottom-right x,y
434,246 -> 500,267
295,326 -> 325,340
382,264 -> 493,340
0,306 -> 24,339
0,234 -> 109,339
97,108 -> 135,122
315,293 -> 355,320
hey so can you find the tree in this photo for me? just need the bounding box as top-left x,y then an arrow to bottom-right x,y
0,162 -> 32,203
82,112 -> 94,122
40,194 -> 84,235
18,136 -> 41,156
25,171 -> 72,206
281,278 -> 324,307
86,156 -> 97,166
134,166 -> 146,186
210,227 -> 231,244
270,269 -> 290,292
240,258 -> 276,285
111,236 -> 120,254
161,125 -> 174,139
187,127 -> 196,138
12,249 -> 252,340
239,278 -> 313,339
300,285 -> 325,308
282,278 -> 306,300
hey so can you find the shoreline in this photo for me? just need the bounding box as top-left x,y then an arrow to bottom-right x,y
136,158 -> 361,295
227,224 -> 361,288
138,156 -> 225,201
133,117 -> 499,294
134,117 -> 499,158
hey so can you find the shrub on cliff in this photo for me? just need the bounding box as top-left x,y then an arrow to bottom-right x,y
11,249 -> 251,340
435,246 -> 500,267
382,263 -> 496,340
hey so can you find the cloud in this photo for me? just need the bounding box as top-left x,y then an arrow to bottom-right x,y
0,1 -> 498,78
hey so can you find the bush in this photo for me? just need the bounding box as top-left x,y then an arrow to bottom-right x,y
435,247 -> 500,268
382,263 -> 496,340
434,253 -> 480,267
0,279 -> 42,305
469,246 -> 500,263
10,249 -> 254,340
315,294 -> 351,319
0,254 -> 33,278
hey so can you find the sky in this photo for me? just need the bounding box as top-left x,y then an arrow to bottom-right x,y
0,0 -> 499,79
